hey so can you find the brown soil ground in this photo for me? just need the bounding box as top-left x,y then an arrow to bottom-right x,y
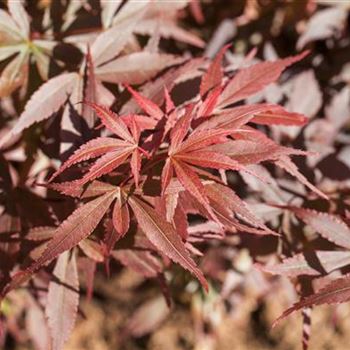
61,271 -> 350,350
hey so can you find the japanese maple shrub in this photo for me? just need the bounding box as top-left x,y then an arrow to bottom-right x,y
1,2 -> 348,350
1,47 -> 326,346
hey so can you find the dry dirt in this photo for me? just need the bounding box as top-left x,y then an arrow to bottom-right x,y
62,270 -> 350,350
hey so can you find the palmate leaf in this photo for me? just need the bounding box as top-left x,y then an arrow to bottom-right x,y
112,250 -> 162,279
120,58 -> 204,115
274,275 -> 350,327
210,127 -> 325,199
169,105 -> 194,152
0,73 -> 78,148
168,179 -> 275,237
124,295 -> 170,338
81,46 -> 97,127
217,51 -> 309,109
196,86 -> 222,119
97,52 -> 183,85
25,226 -> 56,241
31,238 -> 103,265
49,137 -> 127,182
84,102 -> 135,143
121,114 -> 157,130
208,139 -> 305,165
135,18 -> 205,49
25,297 -> 50,350
104,188 -> 130,255
0,9 -> 180,147
173,128 -> 235,154
77,148 -> 134,185
125,84 -> 164,120
78,239 -> 105,263
164,87 -> 175,114
275,156 -> 328,200
261,250 -> 350,277
296,6 -> 347,50
204,182 -> 271,231
53,103 -> 145,185
161,158 -> 174,196
250,107 -> 308,126
202,184 -> 276,236
280,206 -> 350,249
164,109 -> 273,222
7,0 -> 30,38
0,47 -> 29,98
171,159 -> 218,222
175,150 -> 246,170
200,44 -> 230,97
0,0 -> 54,99
103,189 -> 130,254
112,189 -> 130,239
91,10 -> 144,67
2,190 -> 117,296
0,8 -> 23,42
197,103 -> 307,132
48,180 -> 118,198
36,190 -> 115,265
128,195 -> 208,291
46,251 -> 79,350
91,14 -> 188,89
